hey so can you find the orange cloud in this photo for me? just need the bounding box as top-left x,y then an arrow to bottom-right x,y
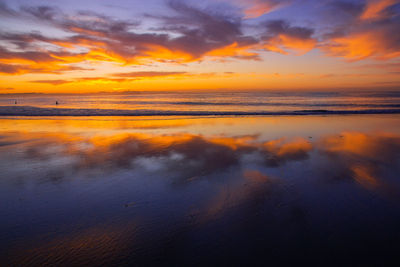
360,0 -> 398,20
264,34 -> 316,54
321,0 -> 400,61
323,31 -> 400,60
206,42 -> 260,60
278,34 -> 316,53
240,0 -> 292,18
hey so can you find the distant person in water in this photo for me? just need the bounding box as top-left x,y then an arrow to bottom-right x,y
14,100 -> 17,104
56,101 -> 59,105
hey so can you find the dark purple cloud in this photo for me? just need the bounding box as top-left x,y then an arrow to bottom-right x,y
262,19 -> 314,40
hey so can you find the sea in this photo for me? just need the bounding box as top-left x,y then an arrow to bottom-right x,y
1,90 -> 400,115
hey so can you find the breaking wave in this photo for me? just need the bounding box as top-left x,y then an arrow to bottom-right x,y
1,106 -> 400,116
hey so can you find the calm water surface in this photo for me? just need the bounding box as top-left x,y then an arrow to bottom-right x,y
1,115 -> 400,265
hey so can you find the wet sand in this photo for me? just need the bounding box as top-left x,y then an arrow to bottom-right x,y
1,115 -> 400,265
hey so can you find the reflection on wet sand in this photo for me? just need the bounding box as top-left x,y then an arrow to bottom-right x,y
1,132 -> 315,181
3,131 -> 398,185
1,116 -> 400,265
319,132 -> 400,196
203,170 -> 279,221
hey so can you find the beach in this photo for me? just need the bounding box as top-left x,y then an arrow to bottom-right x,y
1,114 -> 400,265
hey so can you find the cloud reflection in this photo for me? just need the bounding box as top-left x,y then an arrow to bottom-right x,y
0,131 -> 315,186
319,132 -> 400,195
2,127 -> 400,265
1,130 -> 400,195
203,170 -> 278,221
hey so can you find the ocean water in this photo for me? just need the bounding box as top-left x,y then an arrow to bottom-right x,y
1,90 -> 400,115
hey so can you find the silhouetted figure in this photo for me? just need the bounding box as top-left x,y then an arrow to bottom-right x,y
56,101 -> 59,105
14,100 -> 17,104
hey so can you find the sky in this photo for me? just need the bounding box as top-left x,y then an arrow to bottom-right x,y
0,0 -> 399,93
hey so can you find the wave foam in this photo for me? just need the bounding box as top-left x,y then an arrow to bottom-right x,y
1,106 -> 400,116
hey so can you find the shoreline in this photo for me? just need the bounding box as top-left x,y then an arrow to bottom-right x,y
1,105 -> 400,117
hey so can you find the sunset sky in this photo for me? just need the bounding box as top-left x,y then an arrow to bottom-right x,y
0,0 -> 399,93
